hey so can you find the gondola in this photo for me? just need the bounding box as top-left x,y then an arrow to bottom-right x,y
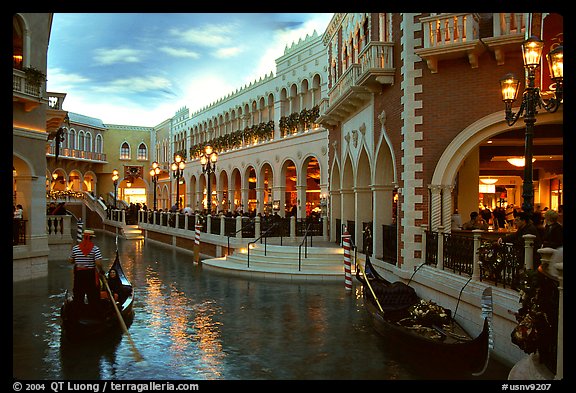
356,256 -> 492,376
61,249 -> 134,340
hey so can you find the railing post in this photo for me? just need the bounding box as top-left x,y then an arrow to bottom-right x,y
206,215 -> 212,234
184,213 -> 189,230
236,216 -> 242,240
220,213 -> 226,236
420,224 -> 428,263
290,216 -> 296,239
523,234 -> 536,270
437,225 -> 444,270
472,230 -> 483,280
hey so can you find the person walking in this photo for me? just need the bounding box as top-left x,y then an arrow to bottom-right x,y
68,229 -> 104,314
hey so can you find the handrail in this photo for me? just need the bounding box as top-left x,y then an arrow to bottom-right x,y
297,223 -> 314,271
227,219 -> 256,255
247,223 -> 279,268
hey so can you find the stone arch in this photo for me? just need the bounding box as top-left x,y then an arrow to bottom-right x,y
329,158 -> 342,242
430,110 -> 563,232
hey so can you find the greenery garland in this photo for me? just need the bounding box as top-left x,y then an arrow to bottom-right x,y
508,265 -> 559,375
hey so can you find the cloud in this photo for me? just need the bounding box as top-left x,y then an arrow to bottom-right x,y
46,67 -> 91,91
92,76 -> 173,94
159,46 -> 200,59
94,48 -> 143,65
170,24 -> 238,47
214,46 -> 244,59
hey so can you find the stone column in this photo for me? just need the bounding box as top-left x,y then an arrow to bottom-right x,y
372,184 -> 394,259
429,184 -> 442,232
296,184 -> 306,219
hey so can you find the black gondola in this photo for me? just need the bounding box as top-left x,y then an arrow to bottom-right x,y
61,250 -> 134,340
356,256 -> 492,376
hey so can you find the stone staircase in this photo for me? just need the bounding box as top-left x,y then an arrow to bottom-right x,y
123,224 -> 144,240
201,242 -> 352,282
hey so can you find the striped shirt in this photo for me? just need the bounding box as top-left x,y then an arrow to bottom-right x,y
69,245 -> 102,269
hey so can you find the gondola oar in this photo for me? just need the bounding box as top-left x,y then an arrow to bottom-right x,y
101,269 -> 143,362
356,258 -> 384,312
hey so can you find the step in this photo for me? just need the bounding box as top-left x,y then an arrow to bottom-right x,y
226,254 -> 344,272
201,256 -> 349,282
123,225 -> 143,240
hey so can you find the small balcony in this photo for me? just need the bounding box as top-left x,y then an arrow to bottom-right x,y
415,13 -> 483,73
481,13 -> 528,65
319,41 -> 395,125
13,68 -> 48,112
46,144 -> 108,163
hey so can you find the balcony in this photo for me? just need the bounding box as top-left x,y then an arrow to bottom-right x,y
13,68 -> 48,112
46,92 -> 68,133
46,144 -> 108,163
319,41 -> 395,125
415,13 -> 483,73
481,13 -> 527,65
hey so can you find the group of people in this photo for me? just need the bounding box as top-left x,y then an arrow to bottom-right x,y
47,201 -> 68,215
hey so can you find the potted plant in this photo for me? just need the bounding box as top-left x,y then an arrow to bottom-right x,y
22,66 -> 46,87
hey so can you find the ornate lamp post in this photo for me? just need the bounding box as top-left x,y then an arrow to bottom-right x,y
112,169 -> 119,209
149,161 -> 160,211
200,145 -> 218,214
500,36 -> 563,214
171,154 -> 186,209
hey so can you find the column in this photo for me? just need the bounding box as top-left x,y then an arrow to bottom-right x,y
354,186 -> 372,253
256,186 -> 265,215
296,184 -> 306,219
429,184 -> 442,232
241,187 -> 249,213
442,184 -> 454,233
372,184 -> 395,259
273,185 -> 285,217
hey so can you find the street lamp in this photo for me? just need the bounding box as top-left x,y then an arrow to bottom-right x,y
112,169 -> 119,209
149,161 -> 160,211
500,36 -> 563,214
171,154 -> 186,209
200,145 -> 218,214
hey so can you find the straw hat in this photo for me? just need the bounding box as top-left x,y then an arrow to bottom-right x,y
83,229 -> 95,237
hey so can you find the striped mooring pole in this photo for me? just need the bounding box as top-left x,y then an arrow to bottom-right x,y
76,218 -> 84,243
342,230 -> 353,291
194,223 -> 201,264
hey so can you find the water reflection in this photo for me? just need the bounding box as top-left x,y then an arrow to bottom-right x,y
13,232 -> 512,380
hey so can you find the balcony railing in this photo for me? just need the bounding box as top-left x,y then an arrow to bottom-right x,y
423,227 -> 538,290
13,68 -> 42,97
329,42 -> 394,106
420,13 -> 479,49
46,144 -> 107,162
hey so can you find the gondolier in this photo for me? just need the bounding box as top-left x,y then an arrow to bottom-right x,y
68,229 -> 103,313
61,235 -> 136,342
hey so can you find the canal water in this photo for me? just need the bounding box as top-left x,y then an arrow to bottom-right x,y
13,231 -> 511,381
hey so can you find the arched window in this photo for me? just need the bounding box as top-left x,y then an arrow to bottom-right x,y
85,132 -> 93,152
78,131 -> 85,151
137,143 -> 147,160
95,134 -> 103,153
120,142 -> 130,159
68,129 -> 76,150
13,15 -> 24,69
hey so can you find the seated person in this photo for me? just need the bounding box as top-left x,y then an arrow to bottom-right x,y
103,268 -> 130,304
462,211 -> 488,230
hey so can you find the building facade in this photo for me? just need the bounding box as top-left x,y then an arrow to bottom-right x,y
13,13 -> 66,280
